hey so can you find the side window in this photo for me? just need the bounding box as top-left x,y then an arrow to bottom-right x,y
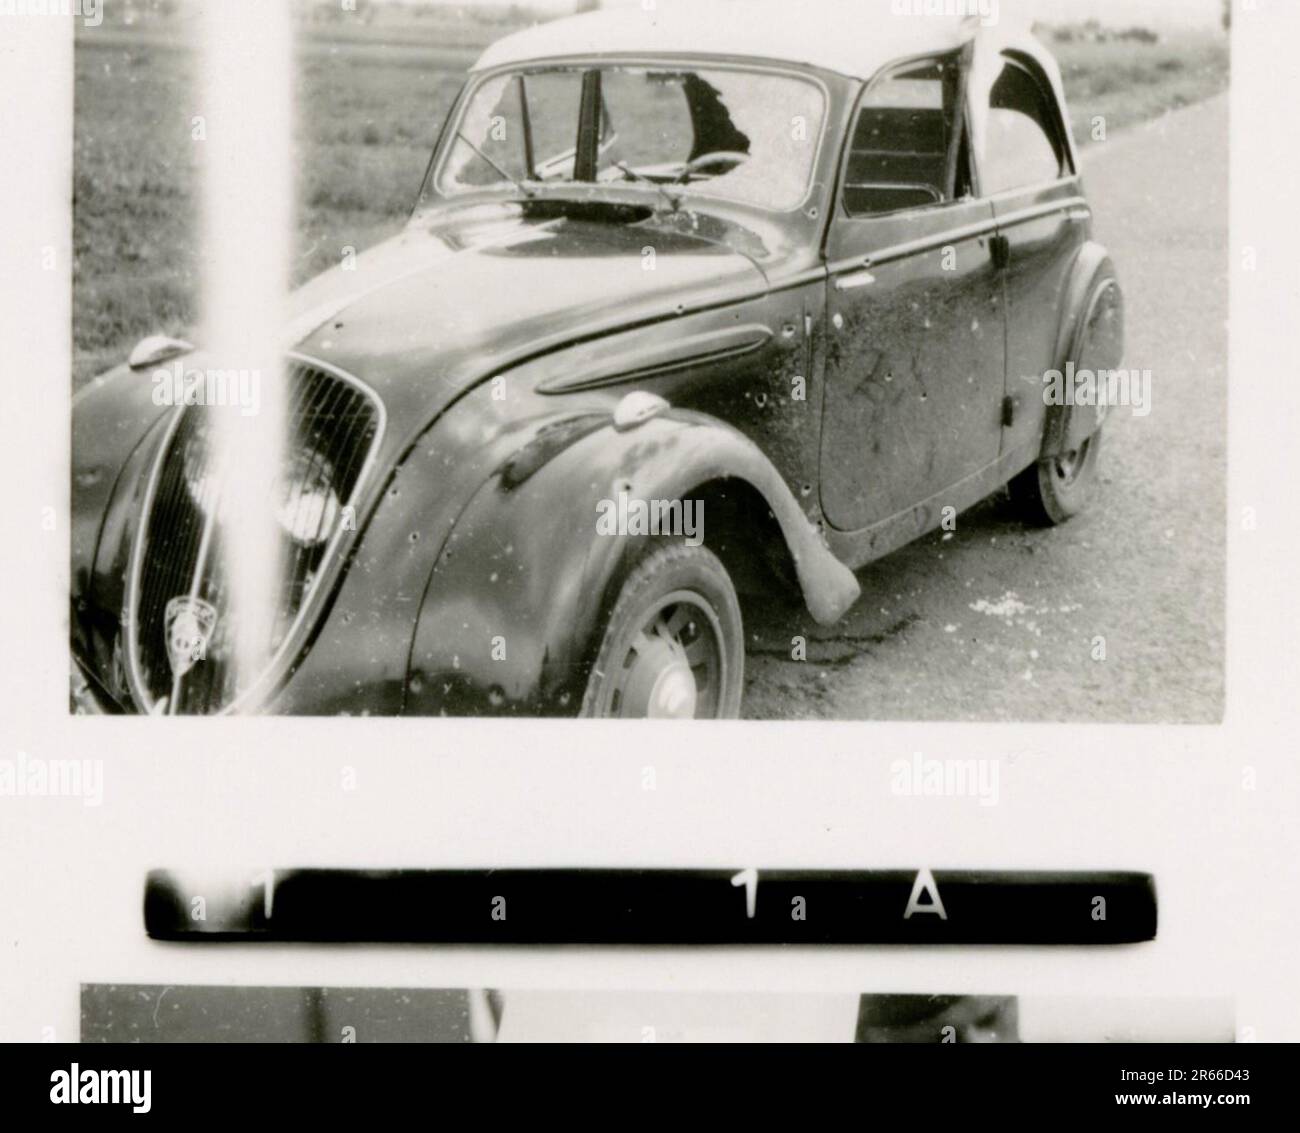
982,59 -> 1067,195
843,54 -> 966,217
442,74 -> 530,189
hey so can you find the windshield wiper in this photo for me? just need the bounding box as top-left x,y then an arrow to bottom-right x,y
614,161 -> 681,213
454,131 -> 535,199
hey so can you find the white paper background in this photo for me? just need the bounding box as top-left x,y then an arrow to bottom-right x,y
1,1 -> 1296,1042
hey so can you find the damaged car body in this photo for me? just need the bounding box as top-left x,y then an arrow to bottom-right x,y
70,5 -> 1123,718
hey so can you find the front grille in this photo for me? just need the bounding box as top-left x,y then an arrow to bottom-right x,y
127,357 -> 383,714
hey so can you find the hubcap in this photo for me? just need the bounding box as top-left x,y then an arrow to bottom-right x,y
622,637 -> 697,719
1052,436 -> 1091,487
607,593 -> 724,719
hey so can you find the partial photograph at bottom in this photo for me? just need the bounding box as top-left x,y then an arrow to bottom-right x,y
80,986 -> 1233,1044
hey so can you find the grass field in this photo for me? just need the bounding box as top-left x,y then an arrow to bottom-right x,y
1049,30 -> 1232,141
71,20 -> 1229,388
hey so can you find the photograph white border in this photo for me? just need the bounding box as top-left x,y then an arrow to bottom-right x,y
0,0 -> 1295,1043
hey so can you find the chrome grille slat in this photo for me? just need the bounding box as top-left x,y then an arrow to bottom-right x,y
127,357 -> 383,715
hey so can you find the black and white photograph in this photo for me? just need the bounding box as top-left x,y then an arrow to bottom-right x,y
65,0 -> 1226,721
1,0 -> 1298,1103
79,986 -> 1234,1043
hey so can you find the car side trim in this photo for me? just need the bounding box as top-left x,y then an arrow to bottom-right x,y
995,196 -> 1090,230
536,323 -> 773,394
824,195 -> 1087,275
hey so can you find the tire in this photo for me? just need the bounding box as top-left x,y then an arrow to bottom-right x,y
1010,426 -> 1104,526
581,539 -> 744,719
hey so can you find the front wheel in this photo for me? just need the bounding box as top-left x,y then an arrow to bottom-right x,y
1010,428 -> 1104,526
580,540 -> 744,719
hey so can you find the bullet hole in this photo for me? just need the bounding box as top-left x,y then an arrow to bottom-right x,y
409,531 -> 420,543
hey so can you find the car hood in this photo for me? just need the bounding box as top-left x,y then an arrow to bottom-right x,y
287,202 -> 769,456
72,202 -> 772,489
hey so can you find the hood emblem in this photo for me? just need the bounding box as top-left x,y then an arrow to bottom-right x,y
164,597 -> 217,677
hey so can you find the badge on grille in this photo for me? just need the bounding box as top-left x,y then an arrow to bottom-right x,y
164,597 -> 217,677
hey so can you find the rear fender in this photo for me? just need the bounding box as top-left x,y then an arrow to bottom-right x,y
1042,243 -> 1125,457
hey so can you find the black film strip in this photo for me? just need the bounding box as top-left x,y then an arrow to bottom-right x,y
144,867 -> 1157,944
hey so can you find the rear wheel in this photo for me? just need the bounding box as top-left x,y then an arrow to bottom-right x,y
1010,427 -> 1103,526
581,540 -> 743,719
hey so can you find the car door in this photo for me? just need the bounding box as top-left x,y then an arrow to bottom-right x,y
819,50 -> 1006,534
974,51 -> 1088,459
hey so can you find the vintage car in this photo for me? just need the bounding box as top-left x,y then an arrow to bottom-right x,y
70,3 -> 1122,718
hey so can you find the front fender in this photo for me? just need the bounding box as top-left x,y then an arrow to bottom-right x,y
405,409 -> 860,715
266,398 -> 599,715
1043,243 -> 1125,457
72,365 -> 176,691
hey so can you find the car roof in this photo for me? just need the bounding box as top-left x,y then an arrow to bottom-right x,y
472,0 -> 1047,83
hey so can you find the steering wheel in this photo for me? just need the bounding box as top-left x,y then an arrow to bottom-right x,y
674,151 -> 751,183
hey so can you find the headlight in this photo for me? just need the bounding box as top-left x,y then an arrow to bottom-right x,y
275,448 -> 340,548
182,439 -> 221,517
182,442 -> 340,549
